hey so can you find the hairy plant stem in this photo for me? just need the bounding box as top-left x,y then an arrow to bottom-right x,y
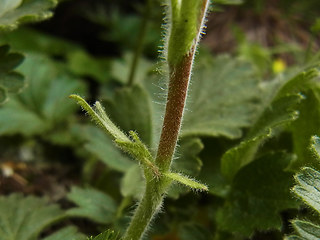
122,1 -> 209,239
155,52 -> 195,171
127,0 -> 152,86
156,0 -> 209,170
122,174 -> 171,240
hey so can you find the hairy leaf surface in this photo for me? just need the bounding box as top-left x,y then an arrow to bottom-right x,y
285,136 -> 320,239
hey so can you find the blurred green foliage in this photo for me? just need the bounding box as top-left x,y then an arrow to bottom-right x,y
0,0 -> 319,239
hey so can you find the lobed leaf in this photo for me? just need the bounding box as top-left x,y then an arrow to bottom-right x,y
293,167 -> 320,215
0,194 -> 66,240
0,54 -> 86,136
0,0 -> 57,31
221,94 -> 301,180
216,152 -> 298,237
291,220 -> 320,239
287,138 -> 320,240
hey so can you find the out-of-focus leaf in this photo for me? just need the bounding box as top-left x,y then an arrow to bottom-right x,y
81,125 -> 133,172
0,0 -> 57,31
67,50 -> 110,83
0,29 -> 111,83
212,0 -> 243,4
66,187 -> 117,225
0,194 -> 65,240
121,164 -> 145,199
111,52 -> 153,84
0,54 -> 86,136
42,226 -> 86,240
0,44 -> 24,104
0,28 -> 79,54
216,152 -> 298,237
178,223 -> 212,240
103,85 -> 153,146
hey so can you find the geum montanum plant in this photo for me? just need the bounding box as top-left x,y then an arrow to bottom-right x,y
70,1 -> 210,239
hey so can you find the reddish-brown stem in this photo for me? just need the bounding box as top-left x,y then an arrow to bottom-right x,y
155,50 -> 195,170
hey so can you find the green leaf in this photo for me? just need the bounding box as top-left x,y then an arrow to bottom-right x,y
0,28 -> 111,83
116,131 -> 159,176
221,94 -> 301,180
289,87 -> 320,170
216,152 -> 298,237
292,220 -> 320,239
119,138 -> 205,199
111,52 -> 153,85
0,0 -> 57,31
178,223 -> 212,240
66,187 -> 117,225
168,138 -> 204,198
285,236 -> 305,240
120,164 -> 145,199
264,67 -> 320,170
102,85 -> 153,146
70,94 -> 128,142
288,147 -> 320,240
0,194 -> 65,240
87,230 -> 119,240
71,93 -> 157,175
0,54 -> 86,136
293,167 -> 320,215
164,172 -> 208,191
0,44 -> 25,104
172,138 -> 204,176
42,226 -> 86,240
67,50 -> 111,83
81,126 -> 133,172
180,54 -> 262,139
